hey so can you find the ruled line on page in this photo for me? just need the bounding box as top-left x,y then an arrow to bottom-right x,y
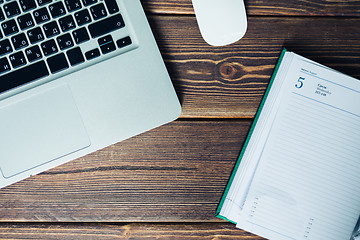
292,92 -> 360,118
240,67 -> 360,239
300,69 -> 360,94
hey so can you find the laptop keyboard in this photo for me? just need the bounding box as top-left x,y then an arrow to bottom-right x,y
0,0 -> 137,95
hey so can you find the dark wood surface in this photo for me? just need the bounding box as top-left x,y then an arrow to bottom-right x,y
1,0 -> 360,239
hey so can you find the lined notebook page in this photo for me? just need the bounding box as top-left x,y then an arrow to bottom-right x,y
219,53 -> 296,223
236,55 -> 360,240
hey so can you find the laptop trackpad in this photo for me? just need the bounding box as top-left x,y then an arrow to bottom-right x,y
0,84 -> 90,178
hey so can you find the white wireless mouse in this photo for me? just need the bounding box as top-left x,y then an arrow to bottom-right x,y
192,0 -> 247,46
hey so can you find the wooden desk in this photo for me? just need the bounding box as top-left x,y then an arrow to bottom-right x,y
1,0 -> 359,239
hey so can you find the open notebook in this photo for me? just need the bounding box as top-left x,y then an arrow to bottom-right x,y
216,49 -> 360,240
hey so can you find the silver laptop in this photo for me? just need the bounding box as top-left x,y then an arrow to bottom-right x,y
0,0 -> 181,188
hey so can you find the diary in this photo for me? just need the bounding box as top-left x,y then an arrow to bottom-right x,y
217,49 -> 360,240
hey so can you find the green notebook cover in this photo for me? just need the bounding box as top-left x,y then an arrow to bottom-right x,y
215,48 -> 288,223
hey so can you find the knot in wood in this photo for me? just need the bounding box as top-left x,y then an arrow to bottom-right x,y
219,62 -> 237,79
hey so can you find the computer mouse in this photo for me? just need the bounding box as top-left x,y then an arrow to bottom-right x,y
192,0 -> 247,46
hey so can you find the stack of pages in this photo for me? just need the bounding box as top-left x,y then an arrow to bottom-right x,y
216,49 -> 360,240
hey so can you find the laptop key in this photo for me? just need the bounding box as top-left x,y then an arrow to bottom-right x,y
27,27 -> 44,44
17,13 -> 35,30
98,35 -> 113,45
88,14 -> 125,38
65,0 -> 82,12
104,0 -> 119,14
4,1 -> 21,18
0,60 -> 49,94
0,9 -> 5,22
90,3 -> 107,20
41,39 -> 58,56
49,1 -> 66,18
47,52 -> 69,73
0,57 -> 11,74
0,39 -> 13,56
57,33 -> 74,50
85,48 -> 100,60
2,19 -> 19,36
19,0 -> 37,12
98,35 -> 115,54
72,27 -> 89,44
66,46 -> 84,66
11,33 -> 29,50
43,21 -> 60,38
25,45 -> 42,62
116,36 -> 132,48
74,9 -> 91,26
82,0 -> 97,6
33,7 -> 51,24
36,0 -> 52,6
59,15 -> 76,32
9,51 -> 27,68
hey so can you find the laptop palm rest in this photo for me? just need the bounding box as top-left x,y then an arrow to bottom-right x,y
0,84 -> 90,179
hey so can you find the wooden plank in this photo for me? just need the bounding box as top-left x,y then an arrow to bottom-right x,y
141,0 -> 360,16
0,120 -> 251,222
0,223 -> 265,239
148,16 -> 360,118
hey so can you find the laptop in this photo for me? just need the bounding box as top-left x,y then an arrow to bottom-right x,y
0,0 -> 181,188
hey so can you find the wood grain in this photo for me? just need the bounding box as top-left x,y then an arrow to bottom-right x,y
2,0 -> 360,239
0,120 -> 251,222
148,16 -> 360,118
141,0 -> 360,16
0,223 -> 265,239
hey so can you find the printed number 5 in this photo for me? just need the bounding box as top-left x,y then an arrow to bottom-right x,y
295,77 -> 305,89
